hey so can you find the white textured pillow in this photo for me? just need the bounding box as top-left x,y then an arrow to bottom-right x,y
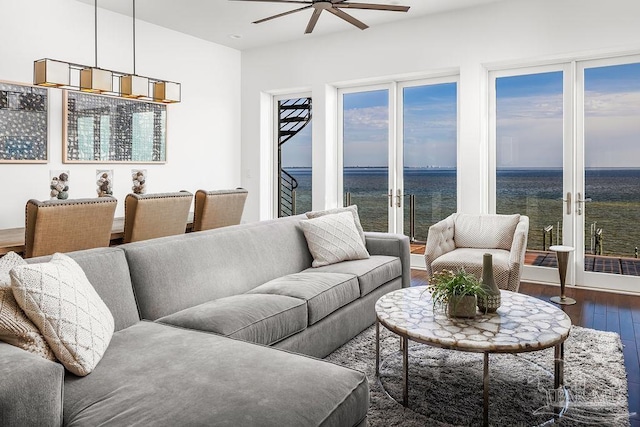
300,211 -> 370,267
454,214 -> 520,250
306,205 -> 366,245
10,253 -> 114,376
0,252 -> 55,361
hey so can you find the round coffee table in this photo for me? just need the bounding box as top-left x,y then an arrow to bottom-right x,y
375,286 -> 572,427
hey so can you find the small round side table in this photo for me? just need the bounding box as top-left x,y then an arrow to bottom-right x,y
549,245 -> 576,305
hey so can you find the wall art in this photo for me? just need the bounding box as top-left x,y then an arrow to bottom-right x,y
64,91 -> 166,163
0,81 -> 48,163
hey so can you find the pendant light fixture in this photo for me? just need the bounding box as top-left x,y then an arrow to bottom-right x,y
33,0 -> 180,103
121,0 -> 149,98
80,0 -> 113,93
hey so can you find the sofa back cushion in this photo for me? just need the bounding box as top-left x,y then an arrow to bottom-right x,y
27,248 -> 140,332
121,216 -> 314,320
454,214 -> 520,250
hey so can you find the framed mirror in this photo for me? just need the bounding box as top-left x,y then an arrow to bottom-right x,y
0,81 -> 48,163
63,91 -> 166,163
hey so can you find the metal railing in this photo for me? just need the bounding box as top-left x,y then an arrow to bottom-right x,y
279,169 -> 298,217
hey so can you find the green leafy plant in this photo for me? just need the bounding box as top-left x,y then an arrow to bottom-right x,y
427,268 -> 487,316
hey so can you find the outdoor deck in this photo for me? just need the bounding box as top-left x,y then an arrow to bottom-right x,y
410,243 -> 640,276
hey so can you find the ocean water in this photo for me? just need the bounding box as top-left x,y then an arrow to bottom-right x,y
283,167 -> 640,258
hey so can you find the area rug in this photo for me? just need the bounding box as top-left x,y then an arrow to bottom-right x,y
324,325 -> 631,426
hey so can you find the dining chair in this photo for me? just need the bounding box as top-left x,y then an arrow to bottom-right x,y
123,191 -> 193,243
24,197 -> 117,258
193,188 -> 248,232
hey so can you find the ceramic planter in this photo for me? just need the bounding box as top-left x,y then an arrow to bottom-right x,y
447,295 -> 477,318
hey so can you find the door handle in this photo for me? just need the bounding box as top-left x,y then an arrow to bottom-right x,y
383,190 -> 393,208
562,192 -> 571,215
576,192 -> 592,215
396,189 -> 402,208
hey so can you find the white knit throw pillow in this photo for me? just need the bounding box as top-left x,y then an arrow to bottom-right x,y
11,253 -> 114,376
301,211 -> 370,267
0,252 -> 55,360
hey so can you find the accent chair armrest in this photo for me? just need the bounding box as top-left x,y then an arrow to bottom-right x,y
425,213 -> 457,277
0,342 -> 64,427
364,232 -> 411,288
507,215 -> 530,292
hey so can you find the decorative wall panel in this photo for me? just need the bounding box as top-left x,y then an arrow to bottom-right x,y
64,91 -> 166,163
0,81 -> 48,163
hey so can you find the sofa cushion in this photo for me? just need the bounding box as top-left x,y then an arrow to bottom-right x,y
300,212 -> 369,267
454,214 -> 520,250
247,272 -> 359,325
431,248 -> 511,290
28,248 -> 140,332
157,294 -> 307,346
63,322 -> 369,427
11,253 -> 114,376
306,204 -> 366,244
304,255 -> 402,297
0,252 -> 55,361
121,215 -> 314,321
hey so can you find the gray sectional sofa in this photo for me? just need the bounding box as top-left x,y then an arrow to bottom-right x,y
0,214 -> 410,426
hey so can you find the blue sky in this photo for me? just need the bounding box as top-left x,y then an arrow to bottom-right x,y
282,62 -> 640,169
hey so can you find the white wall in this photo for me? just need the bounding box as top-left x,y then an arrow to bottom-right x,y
241,0 -> 640,222
0,0 -> 241,228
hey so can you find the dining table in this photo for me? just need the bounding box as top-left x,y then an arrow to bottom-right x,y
0,214 -> 193,256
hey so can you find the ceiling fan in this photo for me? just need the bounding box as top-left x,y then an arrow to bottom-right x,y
231,0 -> 410,34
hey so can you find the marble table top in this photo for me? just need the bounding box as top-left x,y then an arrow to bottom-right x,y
375,286 -> 571,353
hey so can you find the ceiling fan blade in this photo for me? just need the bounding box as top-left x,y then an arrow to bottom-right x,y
305,8 -> 323,34
231,0 -> 311,4
253,4 -> 312,24
334,3 -> 410,12
326,7 -> 368,30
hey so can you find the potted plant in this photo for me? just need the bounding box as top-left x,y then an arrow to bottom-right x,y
428,268 -> 487,318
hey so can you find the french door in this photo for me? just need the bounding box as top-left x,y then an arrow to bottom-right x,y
338,77 -> 458,263
490,56 -> 640,293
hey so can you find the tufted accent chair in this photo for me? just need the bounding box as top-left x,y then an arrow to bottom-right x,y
425,213 -> 529,292
124,191 -> 193,243
192,188 -> 247,232
24,197 -> 117,258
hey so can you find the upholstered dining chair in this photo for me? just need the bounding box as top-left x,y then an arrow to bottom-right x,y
24,197 -> 117,258
123,191 -> 193,243
192,188 -> 248,232
425,213 -> 529,292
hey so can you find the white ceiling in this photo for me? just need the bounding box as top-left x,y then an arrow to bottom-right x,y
77,0 -> 506,50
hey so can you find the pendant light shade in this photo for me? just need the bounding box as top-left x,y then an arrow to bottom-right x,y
32,0 -> 180,103
34,59 -> 70,87
80,67 -> 113,92
153,81 -> 181,103
121,74 -> 149,98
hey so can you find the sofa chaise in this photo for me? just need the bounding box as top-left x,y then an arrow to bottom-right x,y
0,214 -> 410,426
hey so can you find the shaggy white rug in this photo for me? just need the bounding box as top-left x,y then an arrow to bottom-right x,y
325,324 -> 630,426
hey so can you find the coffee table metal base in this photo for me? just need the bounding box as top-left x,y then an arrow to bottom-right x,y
376,319 -> 567,427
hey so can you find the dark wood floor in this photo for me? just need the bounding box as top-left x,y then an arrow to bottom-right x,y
410,269 -> 640,426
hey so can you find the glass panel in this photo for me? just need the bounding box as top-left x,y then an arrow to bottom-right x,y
402,82 -> 457,242
343,89 -> 389,233
584,62 -> 640,273
495,72 -> 564,257
278,98 -> 312,216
